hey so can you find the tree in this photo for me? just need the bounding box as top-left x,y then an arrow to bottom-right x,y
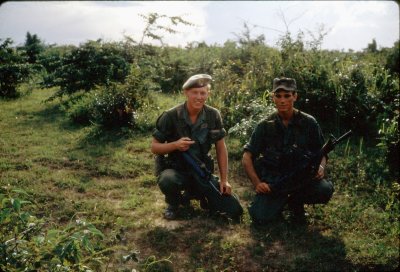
50,40 -> 130,98
0,38 -> 31,98
22,32 -> 44,63
366,38 -> 378,53
385,40 -> 399,75
138,13 -> 194,47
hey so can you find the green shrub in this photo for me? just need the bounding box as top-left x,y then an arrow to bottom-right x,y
228,96 -> 275,144
64,92 -> 96,125
65,83 -> 149,129
50,40 -> 130,99
378,113 -> 399,179
90,84 -> 136,128
385,40 -> 399,76
38,45 -> 75,88
0,39 -> 32,98
20,32 -> 45,64
0,187 -> 108,271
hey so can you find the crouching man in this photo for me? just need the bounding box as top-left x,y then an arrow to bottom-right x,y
151,74 -> 243,220
242,77 -> 334,224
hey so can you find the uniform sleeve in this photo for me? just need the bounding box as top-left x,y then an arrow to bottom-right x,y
308,118 -> 325,153
209,109 -> 226,143
243,121 -> 266,158
152,111 -> 172,142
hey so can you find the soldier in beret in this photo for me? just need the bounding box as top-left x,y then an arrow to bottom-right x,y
151,74 -> 243,220
242,77 -> 334,224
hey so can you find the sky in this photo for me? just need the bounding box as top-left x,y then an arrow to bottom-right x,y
0,1 -> 399,51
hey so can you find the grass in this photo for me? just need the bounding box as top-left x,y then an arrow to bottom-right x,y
1,87 -> 398,271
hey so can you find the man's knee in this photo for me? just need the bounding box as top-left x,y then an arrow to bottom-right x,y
226,196 -> 244,219
248,194 -> 286,224
316,179 -> 334,203
158,169 -> 180,193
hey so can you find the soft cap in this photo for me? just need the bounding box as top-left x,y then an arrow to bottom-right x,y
182,74 -> 212,90
272,77 -> 297,92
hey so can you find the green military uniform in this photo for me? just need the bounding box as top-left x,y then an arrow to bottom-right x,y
153,102 -> 243,219
244,109 -> 334,223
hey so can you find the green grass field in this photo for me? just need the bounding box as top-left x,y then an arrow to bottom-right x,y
1,88 -> 398,271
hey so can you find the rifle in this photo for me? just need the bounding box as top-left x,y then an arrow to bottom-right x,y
268,130 -> 353,194
181,150 -> 244,219
181,151 -> 222,195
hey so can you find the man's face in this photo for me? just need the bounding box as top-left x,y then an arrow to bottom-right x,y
272,90 -> 297,113
184,86 -> 209,111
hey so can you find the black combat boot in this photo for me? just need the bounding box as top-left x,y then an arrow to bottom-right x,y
288,202 -> 307,224
164,205 -> 178,220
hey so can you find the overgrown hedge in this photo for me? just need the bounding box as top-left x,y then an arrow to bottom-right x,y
2,32 -> 399,177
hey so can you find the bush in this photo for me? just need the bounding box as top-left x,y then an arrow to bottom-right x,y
228,96 -> 275,144
385,40 -> 399,76
0,39 -> 32,98
64,85 -> 136,128
50,40 -> 130,99
0,187 -> 108,271
60,53 -> 159,129
38,45 -> 75,88
64,92 -> 96,125
90,84 -> 137,128
378,113 -> 400,179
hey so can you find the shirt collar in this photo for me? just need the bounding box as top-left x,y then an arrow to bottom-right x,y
182,102 -> 206,128
274,109 -> 300,128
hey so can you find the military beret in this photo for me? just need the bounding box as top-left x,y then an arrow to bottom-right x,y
182,74 -> 212,90
272,77 -> 297,92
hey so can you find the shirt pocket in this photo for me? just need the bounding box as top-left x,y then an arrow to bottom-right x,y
196,127 -> 209,144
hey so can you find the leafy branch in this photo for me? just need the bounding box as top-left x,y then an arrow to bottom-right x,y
139,12 -> 194,46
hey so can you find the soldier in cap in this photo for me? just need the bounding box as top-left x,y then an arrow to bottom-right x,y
151,74 -> 243,220
242,77 -> 334,224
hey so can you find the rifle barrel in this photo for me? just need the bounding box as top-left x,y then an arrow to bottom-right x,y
334,130 -> 353,145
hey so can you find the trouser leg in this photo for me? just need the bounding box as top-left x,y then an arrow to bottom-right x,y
248,180 -> 334,224
205,178 -> 243,219
193,174 -> 243,219
288,179 -> 334,206
248,193 -> 287,224
158,169 -> 186,207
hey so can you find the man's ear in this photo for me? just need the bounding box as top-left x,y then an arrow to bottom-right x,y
293,92 -> 298,101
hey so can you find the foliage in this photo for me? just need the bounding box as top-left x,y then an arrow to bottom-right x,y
228,96 -> 275,144
210,41 -> 280,129
38,45 -> 75,88
365,38 -> 378,53
90,84 -> 137,128
20,32 -> 45,64
63,91 -> 96,125
378,112 -> 400,179
49,40 -> 131,99
0,187 -> 108,271
2,26 -> 399,178
0,38 -> 32,98
138,12 -> 194,46
63,63 -> 157,128
385,40 -> 400,75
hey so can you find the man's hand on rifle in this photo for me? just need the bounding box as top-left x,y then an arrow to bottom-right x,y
175,137 -> 195,151
255,182 -> 271,194
314,156 -> 327,180
220,181 -> 232,195
314,165 -> 325,180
